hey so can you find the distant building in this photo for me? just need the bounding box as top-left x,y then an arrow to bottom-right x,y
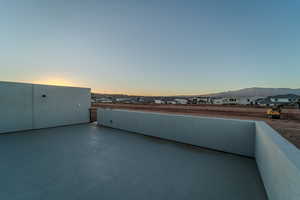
270,94 -> 300,104
212,97 -> 235,105
188,98 -> 198,104
212,98 -> 225,105
116,98 -> 132,103
188,97 -> 213,104
222,97 -> 239,105
166,101 -> 176,105
197,97 -> 213,104
137,97 -> 154,104
238,97 -> 262,105
154,100 -> 165,104
95,98 -> 113,103
212,96 -> 262,105
256,98 -> 274,107
174,99 -> 188,104
256,94 -> 300,107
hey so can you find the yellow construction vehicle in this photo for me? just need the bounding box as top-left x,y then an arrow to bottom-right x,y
267,105 -> 282,119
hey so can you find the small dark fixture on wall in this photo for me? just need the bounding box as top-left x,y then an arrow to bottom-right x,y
42,94 -> 47,98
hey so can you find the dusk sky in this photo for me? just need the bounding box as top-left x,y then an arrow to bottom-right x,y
1,1 -> 300,95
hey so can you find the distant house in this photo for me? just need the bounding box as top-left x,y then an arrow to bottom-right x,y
237,97 -> 251,105
174,99 -> 188,104
270,94 -> 300,104
221,97 -> 239,105
189,97 -> 213,104
137,97 -> 154,104
212,96 -> 262,105
116,98 -> 132,103
154,99 -> 165,104
95,98 -> 113,103
197,97 -> 213,104
257,94 -> 300,107
166,101 -> 176,105
189,98 -> 198,104
213,98 -> 226,105
238,96 -> 262,105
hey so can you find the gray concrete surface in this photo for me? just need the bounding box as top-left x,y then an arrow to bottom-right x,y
0,123 -> 267,200
255,121 -> 300,200
98,108 -> 255,157
0,81 -> 90,134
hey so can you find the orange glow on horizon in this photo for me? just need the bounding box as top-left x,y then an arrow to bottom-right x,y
92,89 -> 215,96
30,77 -> 217,96
32,77 -> 77,87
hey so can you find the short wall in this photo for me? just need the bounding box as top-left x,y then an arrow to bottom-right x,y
98,108 -> 300,200
255,121 -> 300,200
97,108 -> 255,157
0,81 -> 91,134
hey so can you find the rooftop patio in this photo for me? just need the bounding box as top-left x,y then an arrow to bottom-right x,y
0,123 -> 267,200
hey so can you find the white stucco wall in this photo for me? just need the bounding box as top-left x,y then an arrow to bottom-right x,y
97,109 -> 300,200
97,108 -> 255,157
33,84 -> 90,129
255,121 -> 300,200
0,82 -> 33,133
0,81 -> 91,133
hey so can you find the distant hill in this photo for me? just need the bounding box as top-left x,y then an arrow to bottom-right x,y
206,87 -> 300,97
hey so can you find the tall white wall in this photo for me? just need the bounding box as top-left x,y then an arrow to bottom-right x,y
0,81 -> 91,134
0,82 -> 33,133
33,84 -> 90,129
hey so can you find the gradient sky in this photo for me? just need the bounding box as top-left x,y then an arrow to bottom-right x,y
1,0 -> 300,95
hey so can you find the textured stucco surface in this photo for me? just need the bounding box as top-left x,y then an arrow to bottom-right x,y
0,82 -> 33,133
33,84 -> 90,129
0,123 -> 266,200
98,108 -> 255,157
0,81 -> 90,134
255,121 -> 300,200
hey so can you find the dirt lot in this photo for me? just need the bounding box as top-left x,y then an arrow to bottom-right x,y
91,103 -> 300,149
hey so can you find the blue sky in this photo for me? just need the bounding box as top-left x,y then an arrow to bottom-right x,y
1,0 -> 300,95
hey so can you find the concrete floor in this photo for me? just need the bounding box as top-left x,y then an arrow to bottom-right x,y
0,123 -> 267,200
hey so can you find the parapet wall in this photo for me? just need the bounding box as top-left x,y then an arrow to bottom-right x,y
97,108 -> 255,157
255,121 -> 300,200
97,108 -> 300,200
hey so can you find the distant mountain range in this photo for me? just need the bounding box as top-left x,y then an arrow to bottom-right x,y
205,87 -> 300,98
